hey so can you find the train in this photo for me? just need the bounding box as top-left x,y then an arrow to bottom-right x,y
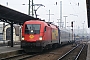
21,19 -> 74,52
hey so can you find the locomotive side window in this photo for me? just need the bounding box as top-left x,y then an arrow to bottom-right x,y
44,26 -> 47,32
25,24 -> 40,34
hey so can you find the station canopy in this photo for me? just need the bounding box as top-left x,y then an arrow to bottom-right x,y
0,4 -> 38,25
86,0 -> 90,27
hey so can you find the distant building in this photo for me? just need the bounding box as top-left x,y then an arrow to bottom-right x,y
3,24 -> 21,41
0,24 -> 3,40
0,24 -> 3,33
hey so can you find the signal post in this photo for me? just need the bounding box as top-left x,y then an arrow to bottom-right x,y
71,21 -> 73,40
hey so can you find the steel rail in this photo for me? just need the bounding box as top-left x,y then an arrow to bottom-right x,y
18,53 -> 39,60
74,44 -> 85,60
57,44 -> 80,60
1,53 -> 27,60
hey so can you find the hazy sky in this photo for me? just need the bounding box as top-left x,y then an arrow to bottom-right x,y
0,0 -> 88,30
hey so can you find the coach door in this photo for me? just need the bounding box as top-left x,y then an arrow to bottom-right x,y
6,27 -> 15,40
6,27 -> 11,40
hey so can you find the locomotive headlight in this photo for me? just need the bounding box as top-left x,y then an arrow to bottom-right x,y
22,37 -> 24,40
39,36 -> 42,40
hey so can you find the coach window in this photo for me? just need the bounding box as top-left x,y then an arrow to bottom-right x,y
44,26 -> 46,32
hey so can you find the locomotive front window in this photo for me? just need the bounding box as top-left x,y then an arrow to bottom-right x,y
25,24 -> 40,34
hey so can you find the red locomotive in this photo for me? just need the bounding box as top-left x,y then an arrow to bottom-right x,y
21,19 -> 74,52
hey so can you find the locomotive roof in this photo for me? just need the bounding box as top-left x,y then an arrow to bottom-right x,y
24,20 -> 58,29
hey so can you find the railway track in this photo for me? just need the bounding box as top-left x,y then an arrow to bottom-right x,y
1,43 -> 86,60
57,44 -> 86,60
24,44 -> 76,60
1,53 -> 39,60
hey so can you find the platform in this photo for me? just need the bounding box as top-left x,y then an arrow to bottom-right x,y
0,45 -> 22,58
86,41 -> 90,60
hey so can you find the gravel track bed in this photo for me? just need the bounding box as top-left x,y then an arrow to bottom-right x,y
26,44 -> 75,60
78,44 -> 88,60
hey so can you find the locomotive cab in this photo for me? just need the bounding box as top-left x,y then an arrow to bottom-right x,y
21,20 -> 51,52
23,24 -> 42,41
